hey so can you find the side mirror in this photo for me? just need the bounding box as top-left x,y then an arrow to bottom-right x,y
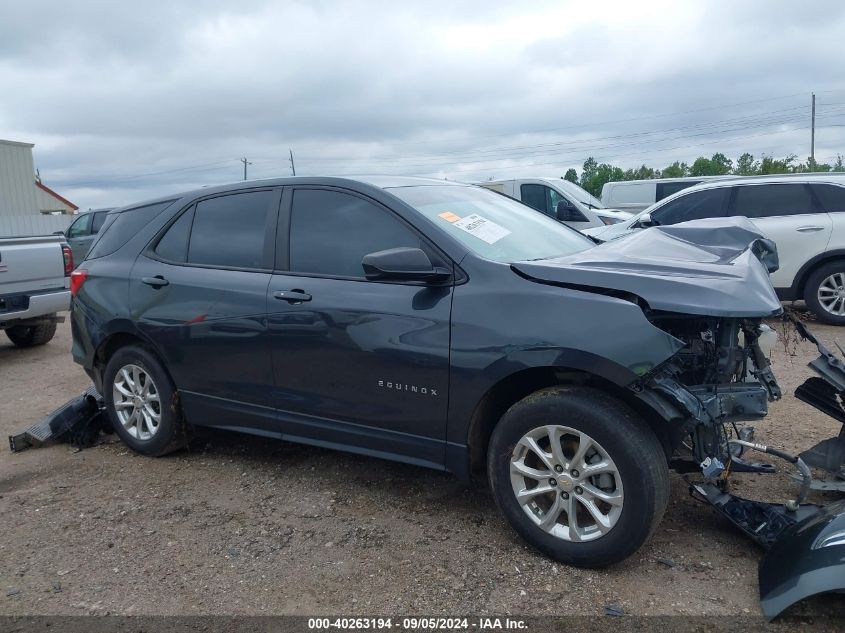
638,212 -> 656,228
555,200 -> 586,223
362,247 -> 450,283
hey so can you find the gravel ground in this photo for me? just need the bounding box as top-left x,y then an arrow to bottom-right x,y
1,318 -> 844,618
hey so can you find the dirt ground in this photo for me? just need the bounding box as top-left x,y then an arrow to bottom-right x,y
1,317 -> 844,618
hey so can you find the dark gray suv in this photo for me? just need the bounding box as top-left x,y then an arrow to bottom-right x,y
70,176 -> 783,568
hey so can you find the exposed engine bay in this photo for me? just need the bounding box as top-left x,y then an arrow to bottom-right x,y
634,313 -> 845,619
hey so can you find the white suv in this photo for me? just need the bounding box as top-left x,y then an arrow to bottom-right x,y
583,174 -> 845,324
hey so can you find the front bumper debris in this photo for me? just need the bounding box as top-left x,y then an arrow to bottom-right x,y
8,386 -> 108,452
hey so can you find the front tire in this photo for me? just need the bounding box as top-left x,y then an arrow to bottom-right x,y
103,345 -> 188,456
804,262 -> 845,325
487,386 -> 669,568
5,318 -> 57,347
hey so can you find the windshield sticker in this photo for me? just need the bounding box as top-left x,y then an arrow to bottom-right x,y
438,211 -> 461,223
452,214 -> 511,244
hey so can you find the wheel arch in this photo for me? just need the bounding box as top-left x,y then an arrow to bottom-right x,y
92,326 -> 174,393
464,366 -> 677,477
792,250 -> 845,299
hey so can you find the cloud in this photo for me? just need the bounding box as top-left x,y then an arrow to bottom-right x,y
1,0 -> 843,209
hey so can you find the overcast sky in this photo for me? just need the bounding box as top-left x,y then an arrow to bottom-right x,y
2,0 -> 844,210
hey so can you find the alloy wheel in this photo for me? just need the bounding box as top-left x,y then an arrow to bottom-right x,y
112,363 -> 161,441
817,273 -> 845,316
509,425 -> 624,542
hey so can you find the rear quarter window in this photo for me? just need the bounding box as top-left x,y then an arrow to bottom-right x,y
86,200 -> 176,260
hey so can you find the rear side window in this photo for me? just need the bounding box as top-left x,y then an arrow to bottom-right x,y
652,187 -> 730,225
732,184 -> 814,218
187,191 -> 274,269
86,200 -> 175,259
289,189 -> 421,278
812,184 -> 845,212
91,211 -> 108,233
656,181 -> 698,201
155,207 -> 195,263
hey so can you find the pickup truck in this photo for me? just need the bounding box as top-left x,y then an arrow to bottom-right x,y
0,235 -> 73,347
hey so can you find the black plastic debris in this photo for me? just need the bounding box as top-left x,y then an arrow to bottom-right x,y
8,386 -> 109,453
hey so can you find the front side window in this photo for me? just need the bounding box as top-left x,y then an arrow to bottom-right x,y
651,187 -> 730,225
289,189 -> 421,278
732,184 -> 814,218
389,184 -> 593,263
67,213 -> 92,237
91,211 -> 108,233
187,191 -> 273,269
812,184 -> 845,213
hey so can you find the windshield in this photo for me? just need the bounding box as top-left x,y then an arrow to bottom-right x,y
388,185 -> 594,263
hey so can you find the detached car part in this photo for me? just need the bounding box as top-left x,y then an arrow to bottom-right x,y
8,386 -> 108,452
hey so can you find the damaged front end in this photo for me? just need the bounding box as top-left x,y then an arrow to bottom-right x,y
635,314 -> 782,472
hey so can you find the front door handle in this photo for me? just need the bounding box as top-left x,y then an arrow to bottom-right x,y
273,289 -> 311,303
142,275 -> 169,288
796,226 -> 825,233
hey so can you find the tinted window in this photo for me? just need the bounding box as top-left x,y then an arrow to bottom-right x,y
812,184 -> 845,212
733,184 -> 814,218
91,211 -> 108,233
86,201 -> 175,259
656,181 -> 699,201
67,213 -> 92,237
155,207 -> 195,263
187,191 -> 273,269
520,184 -> 548,215
651,187 -> 730,225
289,189 -> 421,278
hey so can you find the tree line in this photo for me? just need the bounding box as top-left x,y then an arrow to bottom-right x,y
563,153 -> 845,197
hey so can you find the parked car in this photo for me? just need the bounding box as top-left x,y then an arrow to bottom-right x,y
70,176 -> 782,568
478,178 -> 632,229
600,175 -> 736,213
0,234 -> 72,346
64,208 -> 113,265
585,175 -> 845,324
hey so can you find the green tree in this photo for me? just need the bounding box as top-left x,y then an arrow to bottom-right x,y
661,161 -> 688,178
689,156 -> 713,176
833,154 -> 845,172
623,165 -> 658,180
579,157 -> 624,197
563,168 -> 578,183
710,153 -> 733,175
759,154 -> 797,174
734,153 -> 759,176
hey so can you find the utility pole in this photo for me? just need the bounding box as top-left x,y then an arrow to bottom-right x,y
289,149 -> 296,176
811,92 -> 816,168
240,157 -> 252,180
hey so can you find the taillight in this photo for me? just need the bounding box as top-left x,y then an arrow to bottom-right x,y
62,245 -> 74,275
70,269 -> 88,297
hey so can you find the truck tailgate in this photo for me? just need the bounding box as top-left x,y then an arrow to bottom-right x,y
0,236 -> 68,296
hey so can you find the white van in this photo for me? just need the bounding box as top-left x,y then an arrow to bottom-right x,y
600,176 -> 736,213
478,178 -> 632,230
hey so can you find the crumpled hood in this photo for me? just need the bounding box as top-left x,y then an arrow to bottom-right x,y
513,217 -> 783,317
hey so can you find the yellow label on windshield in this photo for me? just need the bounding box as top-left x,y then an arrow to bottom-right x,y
438,211 -> 461,223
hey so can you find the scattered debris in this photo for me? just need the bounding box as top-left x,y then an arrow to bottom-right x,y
657,557 -> 675,568
603,604 -> 625,617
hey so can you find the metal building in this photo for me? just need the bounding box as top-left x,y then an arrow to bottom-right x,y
0,139 -> 77,236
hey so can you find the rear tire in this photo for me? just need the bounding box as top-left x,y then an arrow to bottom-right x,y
487,386 -> 669,568
804,262 -> 845,325
5,318 -> 57,347
103,345 -> 188,456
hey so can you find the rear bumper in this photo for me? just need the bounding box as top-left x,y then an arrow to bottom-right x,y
0,290 -> 70,327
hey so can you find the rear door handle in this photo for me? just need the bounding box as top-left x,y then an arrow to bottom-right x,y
273,289 -> 311,303
142,276 -> 169,288
796,226 -> 825,232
